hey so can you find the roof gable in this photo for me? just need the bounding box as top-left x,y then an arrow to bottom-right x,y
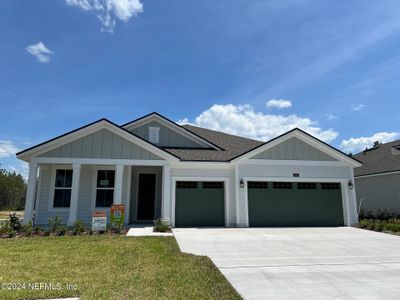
250,137 -> 337,161
17,119 -> 179,162
39,128 -> 163,160
231,128 -> 362,167
122,113 -> 222,150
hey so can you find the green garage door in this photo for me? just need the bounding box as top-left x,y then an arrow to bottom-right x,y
175,181 -> 225,227
248,182 -> 344,227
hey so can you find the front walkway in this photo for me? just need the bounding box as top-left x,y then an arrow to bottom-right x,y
173,227 -> 400,300
126,224 -> 173,236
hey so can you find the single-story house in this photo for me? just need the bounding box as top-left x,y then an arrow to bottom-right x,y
353,140 -> 400,216
17,112 -> 361,227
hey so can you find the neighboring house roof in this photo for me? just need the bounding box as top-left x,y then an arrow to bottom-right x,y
353,139 -> 400,177
164,124 -> 264,161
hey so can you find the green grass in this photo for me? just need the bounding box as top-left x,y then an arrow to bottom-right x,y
0,236 -> 241,300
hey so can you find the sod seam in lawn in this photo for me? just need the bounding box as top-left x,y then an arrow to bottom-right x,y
0,236 -> 241,300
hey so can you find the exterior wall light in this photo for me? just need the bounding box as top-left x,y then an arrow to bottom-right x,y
348,180 -> 354,189
240,179 -> 245,188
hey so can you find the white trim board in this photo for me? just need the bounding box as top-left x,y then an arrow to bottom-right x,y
33,157 -> 168,166
170,176 -> 230,228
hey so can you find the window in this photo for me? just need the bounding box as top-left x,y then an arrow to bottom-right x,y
203,182 -> 224,189
96,170 -> 115,207
297,182 -> 317,190
248,181 -> 269,189
148,127 -> 160,144
273,182 -> 293,189
53,169 -> 73,208
176,181 -> 197,189
321,182 -> 340,190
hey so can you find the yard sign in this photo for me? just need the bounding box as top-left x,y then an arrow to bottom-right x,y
111,204 -> 125,223
92,211 -> 107,231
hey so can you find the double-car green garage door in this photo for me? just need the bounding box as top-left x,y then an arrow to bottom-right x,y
175,181 -> 344,227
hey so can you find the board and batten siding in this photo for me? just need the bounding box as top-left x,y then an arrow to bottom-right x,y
356,173 -> 400,215
39,129 -> 163,160
129,120 -> 203,148
250,137 -> 337,161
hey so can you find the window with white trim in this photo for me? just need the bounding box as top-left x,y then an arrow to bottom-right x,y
53,169 -> 73,208
95,170 -> 115,207
148,127 -> 160,144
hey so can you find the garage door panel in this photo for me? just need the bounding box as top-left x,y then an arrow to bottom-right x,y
175,181 -> 224,227
248,181 -> 344,227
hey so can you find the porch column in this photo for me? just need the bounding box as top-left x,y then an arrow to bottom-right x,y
114,164 -> 124,205
161,165 -> 171,224
23,162 -> 38,224
67,163 -> 81,226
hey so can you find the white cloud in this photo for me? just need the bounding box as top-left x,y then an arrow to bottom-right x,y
66,0 -> 143,32
181,104 -> 338,143
351,104 -> 365,111
0,140 -> 19,158
340,132 -> 400,153
266,99 -> 292,109
325,113 -> 338,120
26,42 -> 54,63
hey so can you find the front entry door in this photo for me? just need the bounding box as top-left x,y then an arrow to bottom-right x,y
137,174 -> 156,220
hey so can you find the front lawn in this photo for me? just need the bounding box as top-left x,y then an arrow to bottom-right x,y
0,236 -> 240,299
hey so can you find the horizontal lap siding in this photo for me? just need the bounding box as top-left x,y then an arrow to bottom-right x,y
35,167 -> 69,225
39,129 -> 163,160
356,173 -> 400,215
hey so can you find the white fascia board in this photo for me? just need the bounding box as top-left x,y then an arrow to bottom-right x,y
231,130 -> 361,167
123,114 -> 221,150
170,161 -> 234,169
17,120 -> 179,162
242,159 -> 349,167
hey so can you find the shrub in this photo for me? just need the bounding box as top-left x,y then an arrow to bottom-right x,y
110,219 -> 125,233
9,213 -> 22,231
34,226 -> 41,235
48,216 -> 63,235
153,219 -> 171,233
20,221 -> 34,236
0,221 -> 15,237
71,220 -> 85,235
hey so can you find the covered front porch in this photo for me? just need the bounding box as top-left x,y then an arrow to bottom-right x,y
24,158 -> 172,226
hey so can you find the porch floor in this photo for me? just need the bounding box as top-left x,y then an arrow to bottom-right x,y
126,225 -> 173,237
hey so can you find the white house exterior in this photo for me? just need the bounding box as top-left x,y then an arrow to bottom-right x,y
17,113 -> 362,227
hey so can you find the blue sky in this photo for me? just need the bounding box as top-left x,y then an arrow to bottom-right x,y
1,0 -> 400,177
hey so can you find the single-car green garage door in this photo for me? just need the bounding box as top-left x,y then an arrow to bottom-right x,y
175,181 -> 225,227
248,181 -> 344,227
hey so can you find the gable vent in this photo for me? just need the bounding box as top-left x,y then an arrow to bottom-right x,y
148,127 -> 160,144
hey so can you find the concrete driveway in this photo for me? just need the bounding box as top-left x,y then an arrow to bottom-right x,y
173,227 -> 400,300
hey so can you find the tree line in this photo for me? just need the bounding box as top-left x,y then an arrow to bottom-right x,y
0,167 -> 26,211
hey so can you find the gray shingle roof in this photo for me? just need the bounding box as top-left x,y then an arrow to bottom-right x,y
353,139 -> 400,177
163,124 -> 263,161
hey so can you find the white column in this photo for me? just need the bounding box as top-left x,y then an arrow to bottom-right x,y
67,164 -> 81,226
161,165 -> 171,224
23,162 -> 38,224
114,164 -> 124,205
